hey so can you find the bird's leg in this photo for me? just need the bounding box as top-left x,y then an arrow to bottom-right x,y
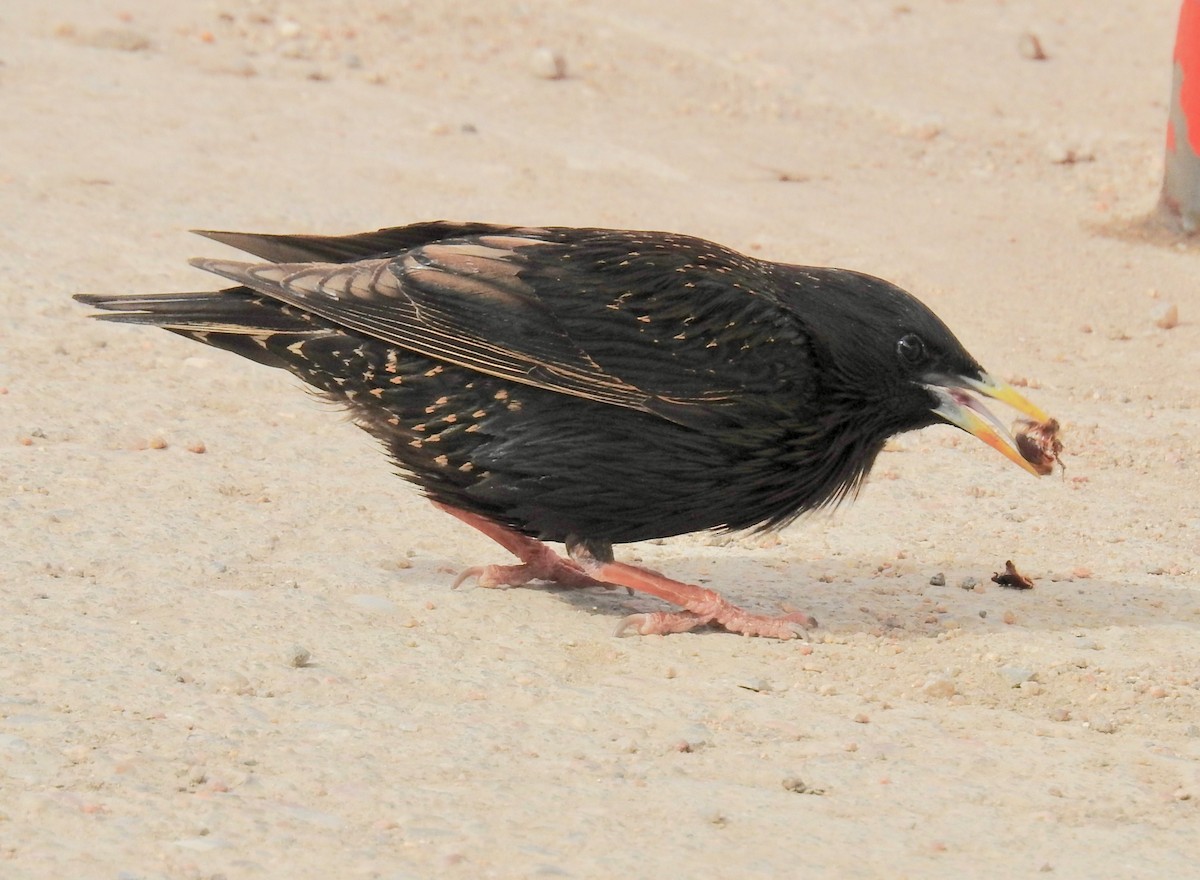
433,503 -> 606,589
566,542 -> 817,640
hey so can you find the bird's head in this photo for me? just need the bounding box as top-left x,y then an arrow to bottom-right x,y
789,268 -> 1050,476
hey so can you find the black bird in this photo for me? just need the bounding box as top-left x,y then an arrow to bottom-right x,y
76,222 -> 1052,638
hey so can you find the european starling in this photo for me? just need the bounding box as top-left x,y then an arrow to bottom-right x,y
76,222 -> 1052,639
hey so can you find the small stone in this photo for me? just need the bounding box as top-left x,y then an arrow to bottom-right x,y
922,676 -> 957,698
530,47 -> 567,80
1018,32 -> 1048,60
70,27 -> 153,52
1049,707 -> 1071,722
853,713 -> 870,724
1047,142 -> 1095,165
781,776 -> 808,793
148,436 -> 168,450
349,594 -> 397,613
929,572 -> 946,587
1002,610 -> 1017,626
672,724 -> 712,752
1150,302 -> 1179,330
958,576 -> 978,591
287,645 -> 312,668
999,666 -> 1036,687
1087,717 -> 1117,734
187,441 -> 206,454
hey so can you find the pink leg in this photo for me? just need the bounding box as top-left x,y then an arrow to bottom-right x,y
435,503 -> 817,640
579,560 -> 818,640
434,503 -> 605,589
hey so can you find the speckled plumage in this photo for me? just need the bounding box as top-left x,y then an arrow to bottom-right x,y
76,221 -> 1051,638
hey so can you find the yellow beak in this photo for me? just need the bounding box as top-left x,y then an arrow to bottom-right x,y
925,372 -> 1051,476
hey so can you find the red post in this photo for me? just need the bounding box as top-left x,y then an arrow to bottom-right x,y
1162,0 -> 1200,232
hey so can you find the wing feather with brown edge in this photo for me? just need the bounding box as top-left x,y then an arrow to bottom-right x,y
190,230 -> 813,428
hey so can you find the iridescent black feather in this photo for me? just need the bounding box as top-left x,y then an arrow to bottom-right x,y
75,222 -> 985,546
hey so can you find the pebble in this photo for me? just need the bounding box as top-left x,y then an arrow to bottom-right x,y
60,26 -> 152,52
671,723 -> 712,752
287,645 -> 312,668
348,594 -> 397,613
1087,717 -> 1118,734
928,572 -> 946,587
530,47 -> 567,80
175,836 -> 230,851
0,734 -> 30,753
922,676 -> 957,698
1018,32 -> 1048,60
999,666 -> 1036,687
1046,142 -> 1095,164
958,576 -> 978,591
1150,302 -> 1179,329
1049,707 -> 1071,722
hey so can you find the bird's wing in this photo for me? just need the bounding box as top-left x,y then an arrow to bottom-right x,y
193,222 -> 539,264
192,229 -> 813,427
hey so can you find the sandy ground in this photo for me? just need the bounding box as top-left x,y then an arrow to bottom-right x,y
2,1 -> 1198,877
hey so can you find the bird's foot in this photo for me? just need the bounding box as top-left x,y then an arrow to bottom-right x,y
582,560 -> 817,640
616,605 -> 816,639
451,550 -> 600,590
435,503 -> 816,639
436,503 -> 607,590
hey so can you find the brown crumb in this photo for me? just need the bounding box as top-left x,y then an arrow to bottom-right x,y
1014,418 -> 1064,475
992,560 -> 1035,590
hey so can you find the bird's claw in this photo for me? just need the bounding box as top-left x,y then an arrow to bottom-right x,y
451,565 -> 490,589
451,556 -> 606,591
614,608 -> 816,640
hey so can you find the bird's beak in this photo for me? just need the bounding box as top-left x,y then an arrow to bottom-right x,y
924,372 -> 1051,476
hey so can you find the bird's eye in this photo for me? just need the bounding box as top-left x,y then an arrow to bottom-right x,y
896,334 -> 927,366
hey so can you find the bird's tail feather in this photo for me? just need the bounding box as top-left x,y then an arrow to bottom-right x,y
74,290 -> 330,369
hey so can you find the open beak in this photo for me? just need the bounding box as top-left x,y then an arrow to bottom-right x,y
924,372 -> 1051,476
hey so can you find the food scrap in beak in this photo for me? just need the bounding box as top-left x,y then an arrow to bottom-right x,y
1014,418 -> 1064,476
926,372 -> 1060,476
